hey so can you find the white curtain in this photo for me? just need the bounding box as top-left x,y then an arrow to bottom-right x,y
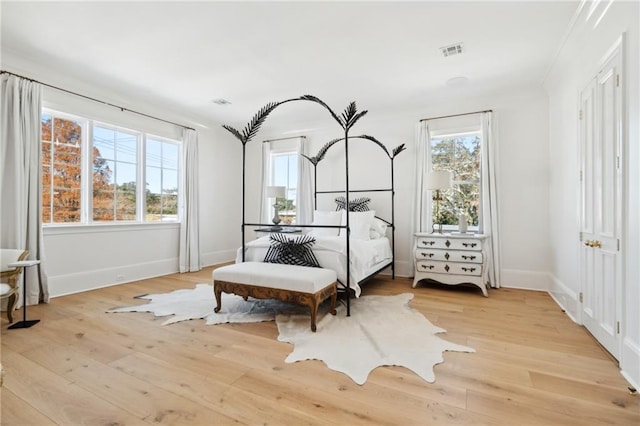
296,138 -> 313,225
179,129 -> 201,272
0,74 -> 49,306
409,121 -> 432,274
480,112 -> 501,288
259,142 -> 271,224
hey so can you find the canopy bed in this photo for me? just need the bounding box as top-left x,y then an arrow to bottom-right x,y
223,96 -> 405,315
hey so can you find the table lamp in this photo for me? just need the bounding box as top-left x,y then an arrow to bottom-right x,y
426,170 -> 452,233
266,185 -> 286,229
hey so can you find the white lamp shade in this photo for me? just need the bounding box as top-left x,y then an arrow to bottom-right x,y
267,186 -> 286,198
426,170 -> 452,190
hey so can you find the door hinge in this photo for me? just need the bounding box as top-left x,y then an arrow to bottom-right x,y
579,231 -> 583,242
579,292 -> 583,303
617,239 -> 620,251
579,109 -> 583,120
617,321 -> 620,334
579,170 -> 583,181
616,74 -> 620,87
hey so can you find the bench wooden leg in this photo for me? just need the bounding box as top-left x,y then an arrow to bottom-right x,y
213,283 -> 222,313
329,289 -> 337,316
309,302 -> 318,332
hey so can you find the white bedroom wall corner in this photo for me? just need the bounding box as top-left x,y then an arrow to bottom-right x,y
548,273 -> 580,323
378,260 -> 411,279
201,249 -> 237,268
500,269 -> 551,292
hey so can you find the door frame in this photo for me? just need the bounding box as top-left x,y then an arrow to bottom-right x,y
577,34 -> 625,359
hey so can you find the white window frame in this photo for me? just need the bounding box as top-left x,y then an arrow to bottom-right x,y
429,127 -> 482,233
144,134 -> 181,222
267,143 -> 299,224
41,109 -> 88,225
42,108 -> 181,227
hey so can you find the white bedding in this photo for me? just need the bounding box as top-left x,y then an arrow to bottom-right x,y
235,235 -> 392,297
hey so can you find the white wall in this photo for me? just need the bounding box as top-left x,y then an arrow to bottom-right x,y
198,125 -> 243,267
543,1 -> 639,388
2,53 -> 242,297
255,87 -> 551,290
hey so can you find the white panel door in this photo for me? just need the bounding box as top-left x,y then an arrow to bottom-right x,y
579,48 -> 622,359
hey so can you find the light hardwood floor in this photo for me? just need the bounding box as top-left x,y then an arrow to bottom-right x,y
1,266 -> 638,425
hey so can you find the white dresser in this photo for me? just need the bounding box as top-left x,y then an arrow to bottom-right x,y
412,232 -> 489,297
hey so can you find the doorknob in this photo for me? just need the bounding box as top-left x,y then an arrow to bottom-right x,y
592,240 -> 602,248
585,240 -> 593,247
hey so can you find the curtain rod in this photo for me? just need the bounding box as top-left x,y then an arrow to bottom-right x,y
1,70 -> 195,131
263,135 -> 307,143
420,109 -> 492,122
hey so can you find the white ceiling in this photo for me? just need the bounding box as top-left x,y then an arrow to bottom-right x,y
1,1 -> 579,131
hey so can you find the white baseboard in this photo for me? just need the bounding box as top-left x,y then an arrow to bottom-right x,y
500,269 -> 551,291
49,257 -> 179,298
547,274 -> 580,323
201,249 -> 237,267
621,337 -> 640,391
386,260 -> 411,278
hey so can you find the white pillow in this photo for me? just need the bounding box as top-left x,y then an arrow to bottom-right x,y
308,210 -> 342,236
339,210 -> 376,240
369,217 -> 388,239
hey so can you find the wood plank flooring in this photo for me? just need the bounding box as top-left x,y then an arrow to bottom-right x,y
1,266 -> 638,425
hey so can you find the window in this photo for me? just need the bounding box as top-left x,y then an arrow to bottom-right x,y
41,113 -> 83,223
430,131 -> 481,230
92,125 -> 138,221
41,109 -> 180,225
145,138 -> 179,221
270,151 -> 298,224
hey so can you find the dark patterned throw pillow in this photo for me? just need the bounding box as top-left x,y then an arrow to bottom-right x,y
263,234 -> 321,268
334,196 -> 371,212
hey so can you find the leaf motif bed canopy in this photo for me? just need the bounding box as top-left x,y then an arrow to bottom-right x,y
222,95 -> 405,316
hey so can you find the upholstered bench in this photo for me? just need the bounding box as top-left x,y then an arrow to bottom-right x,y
213,262 -> 337,332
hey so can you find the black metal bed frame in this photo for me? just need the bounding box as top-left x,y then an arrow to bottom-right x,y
222,96 -> 405,316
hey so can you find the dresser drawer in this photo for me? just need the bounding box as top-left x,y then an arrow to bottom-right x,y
416,260 -> 482,276
416,236 -> 482,251
415,249 -> 483,264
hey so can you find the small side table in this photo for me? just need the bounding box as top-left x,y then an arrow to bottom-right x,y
254,227 -> 302,238
7,259 -> 41,329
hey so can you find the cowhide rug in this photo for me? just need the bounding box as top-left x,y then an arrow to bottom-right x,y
107,284 -> 474,384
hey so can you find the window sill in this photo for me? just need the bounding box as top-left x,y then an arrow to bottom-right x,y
43,221 -> 180,236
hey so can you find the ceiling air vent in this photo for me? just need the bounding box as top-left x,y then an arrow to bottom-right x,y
212,98 -> 232,106
440,43 -> 464,58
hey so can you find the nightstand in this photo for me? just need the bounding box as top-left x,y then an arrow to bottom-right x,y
254,227 -> 303,238
412,232 -> 489,296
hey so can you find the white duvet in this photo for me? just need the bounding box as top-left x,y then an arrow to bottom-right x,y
235,235 -> 392,297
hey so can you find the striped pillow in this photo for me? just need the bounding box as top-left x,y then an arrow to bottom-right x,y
263,234 -> 320,268
334,196 -> 371,212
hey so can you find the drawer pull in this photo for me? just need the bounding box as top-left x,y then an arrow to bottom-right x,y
461,267 -> 477,272
420,264 -> 435,270
445,240 -> 451,247
445,264 -> 450,272
461,255 -> 477,260
445,252 -> 450,260
462,242 -> 478,248
421,240 -> 436,246
420,252 -> 434,258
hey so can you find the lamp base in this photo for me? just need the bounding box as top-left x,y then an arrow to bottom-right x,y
272,204 -> 282,227
8,319 -> 40,329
